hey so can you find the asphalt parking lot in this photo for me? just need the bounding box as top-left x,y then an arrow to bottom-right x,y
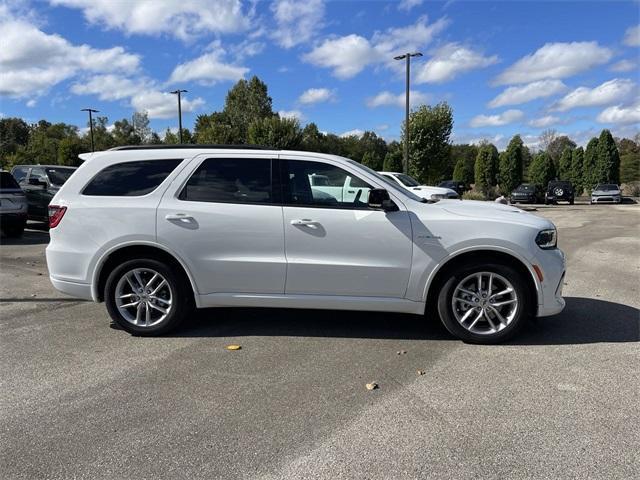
1,204 -> 639,479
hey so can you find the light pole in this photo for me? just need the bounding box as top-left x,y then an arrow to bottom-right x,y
170,89 -> 187,144
394,52 -> 422,174
81,108 -> 99,152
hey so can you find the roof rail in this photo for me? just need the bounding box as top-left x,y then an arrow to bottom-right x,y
108,144 -> 270,151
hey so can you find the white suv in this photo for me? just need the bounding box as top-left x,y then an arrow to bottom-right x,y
46,146 -> 566,343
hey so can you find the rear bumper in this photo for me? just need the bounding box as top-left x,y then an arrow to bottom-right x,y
49,276 -> 94,301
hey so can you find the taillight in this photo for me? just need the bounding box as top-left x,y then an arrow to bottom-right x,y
48,205 -> 67,228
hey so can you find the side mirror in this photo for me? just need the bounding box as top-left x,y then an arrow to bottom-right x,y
28,178 -> 47,188
368,188 -> 398,212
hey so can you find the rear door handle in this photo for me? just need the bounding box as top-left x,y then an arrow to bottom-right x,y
290,218 -> 316,226
165,213 -> 194,222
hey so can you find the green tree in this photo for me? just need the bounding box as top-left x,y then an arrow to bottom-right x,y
528,152 -> 556,189
300,123 -> 326,152
618,138 -> 640,183
498,134 -> 524,195
583,137 -> 599,192
595,129 -> 620,184
383,150 -> 403,172
0,117 -> 30,157
449,144 -> 478,182
474,142 -> 499,195
546,135 -> 576,164
452,156 -> 474,186
558,146 -> 573,180
112,118 -> 141,146
57,136 -> 86,166
247,116 -> 302,149
361,151 -> 384,170
570,147 -> 584,194
406,102 -> 453,183
132,112 -> 151,143
163,128 -> 179,144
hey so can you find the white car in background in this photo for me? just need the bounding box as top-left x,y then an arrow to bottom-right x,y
46,146 -> 566,344
378,171 -> 459,201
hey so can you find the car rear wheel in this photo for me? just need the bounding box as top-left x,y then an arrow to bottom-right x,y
105,258 -> 192,336
437,262 -> 531,344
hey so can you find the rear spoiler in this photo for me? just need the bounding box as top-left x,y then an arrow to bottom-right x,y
78,153 -> 94,162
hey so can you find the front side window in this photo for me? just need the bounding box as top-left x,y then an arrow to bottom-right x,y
180,158 -> 272,204
83,159 -> 182,196
281,160 -> 372,209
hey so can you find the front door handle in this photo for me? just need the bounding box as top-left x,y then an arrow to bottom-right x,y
290,218 -> 316,226
165,213 -> 194,222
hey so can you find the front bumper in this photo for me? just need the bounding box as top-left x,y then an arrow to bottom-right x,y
531,247 -> 566,317
591,195 -> 621,203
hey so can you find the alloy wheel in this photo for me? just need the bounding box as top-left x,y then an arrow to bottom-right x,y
114,268 -> 173,327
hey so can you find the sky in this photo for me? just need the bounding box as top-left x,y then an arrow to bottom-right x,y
0,0 -> 639,150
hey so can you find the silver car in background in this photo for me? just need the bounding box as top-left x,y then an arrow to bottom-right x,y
590,184 -> 622,204
0,171 -> 28,237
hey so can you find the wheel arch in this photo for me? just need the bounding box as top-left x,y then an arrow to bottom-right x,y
423,248 -> 540,317
93,242 -> 198,306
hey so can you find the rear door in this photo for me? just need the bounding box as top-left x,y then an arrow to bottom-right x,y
157,154 -> 286,295
280,155 -> 413,298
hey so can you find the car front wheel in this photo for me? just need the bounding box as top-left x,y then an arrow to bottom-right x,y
437,262 -> 531,344
105,258 -> 192,336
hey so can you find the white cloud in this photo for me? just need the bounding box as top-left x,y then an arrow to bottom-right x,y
623,25 -> 640,47
494,42 -> 613,85
597,102 -> 640,125
398,0 -> 424,11
298,88 -> 335,104
131,90 -> 205,119
168,42 -> 249,85
551,78 -> 637,112
278,110 -> 304,121
50,0 -> 251,41
610,59 -> 637,73
26,99 -> 37,107
488,80 -> 566,108
303,16 -> 448,79
271,0 -> 325,48
366,90 -> 431,108
340,129 -> 365,138
71,74 -> 145,101
415,43 -> 498,84
528,115 -> 560,128
470,109 -> 524,128
0,15 -> 139,98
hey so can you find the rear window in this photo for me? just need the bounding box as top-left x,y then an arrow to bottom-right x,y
1,172 -> 20,189
83,159 -> 182,196
11,167 -> 28,183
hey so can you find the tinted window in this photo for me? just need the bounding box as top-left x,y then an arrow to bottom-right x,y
83,159 -> 181,196
1,172 -> 20,189
281,160 -> 372,208
11,167 -> 28,183
395,174 -> 420,187
45,167 -> 75,186
180,158 -> 272,204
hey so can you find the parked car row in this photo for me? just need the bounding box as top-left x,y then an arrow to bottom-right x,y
0,165 -> 77,237
509,180 -> 622,205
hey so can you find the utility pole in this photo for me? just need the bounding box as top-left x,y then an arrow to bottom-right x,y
170,89 -> 188,144
393,52 -> 422,174
81,108 -> 99,152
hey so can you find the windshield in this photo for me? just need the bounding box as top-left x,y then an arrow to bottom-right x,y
345,159 -> 424,202
516,184 -> 534,191
596,184 -> 618,191
1,172 -> 21,189
395,173 -> 420,187
45,167 -> 75,186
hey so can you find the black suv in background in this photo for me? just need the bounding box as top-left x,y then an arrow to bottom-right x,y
438,180 -> 466,196
545,180 -> 574,205
510,183 -> 542,204
10,165 -> 77,222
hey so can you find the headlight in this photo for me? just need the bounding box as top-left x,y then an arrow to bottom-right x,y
535,228 -> 557,249
431,194 -> 446,200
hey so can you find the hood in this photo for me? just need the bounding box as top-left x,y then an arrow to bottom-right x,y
433,199 -> 552,228
592,188 -> 621,195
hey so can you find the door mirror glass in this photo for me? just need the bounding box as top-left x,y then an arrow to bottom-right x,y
368,189 -> 398,211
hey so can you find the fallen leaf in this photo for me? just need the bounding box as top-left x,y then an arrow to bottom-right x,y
365,382 -> 378,391
225,344 -> 242,351
417,370 -> 425,376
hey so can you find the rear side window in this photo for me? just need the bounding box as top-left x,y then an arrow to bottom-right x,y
1,172 -> 20,189
83,159 -> 182,196
179,158 -> 272,204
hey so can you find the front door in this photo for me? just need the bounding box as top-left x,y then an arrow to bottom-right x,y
157,155 -> 286,295
280,156 -> 413,298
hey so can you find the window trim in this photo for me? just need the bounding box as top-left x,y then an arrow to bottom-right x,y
177,157 -> 278,206
81,158 -> 184,197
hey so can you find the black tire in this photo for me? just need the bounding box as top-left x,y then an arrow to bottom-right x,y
2,222 -> 25,237
436,261 -> 531,344
569,198 -> 574,205
105,258 -> 193,336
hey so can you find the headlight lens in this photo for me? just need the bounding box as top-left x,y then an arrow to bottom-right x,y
535,228 -> 557,249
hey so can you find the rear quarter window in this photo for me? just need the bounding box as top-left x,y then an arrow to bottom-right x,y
82,159 -> 182,196
1,172 -> 21,189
